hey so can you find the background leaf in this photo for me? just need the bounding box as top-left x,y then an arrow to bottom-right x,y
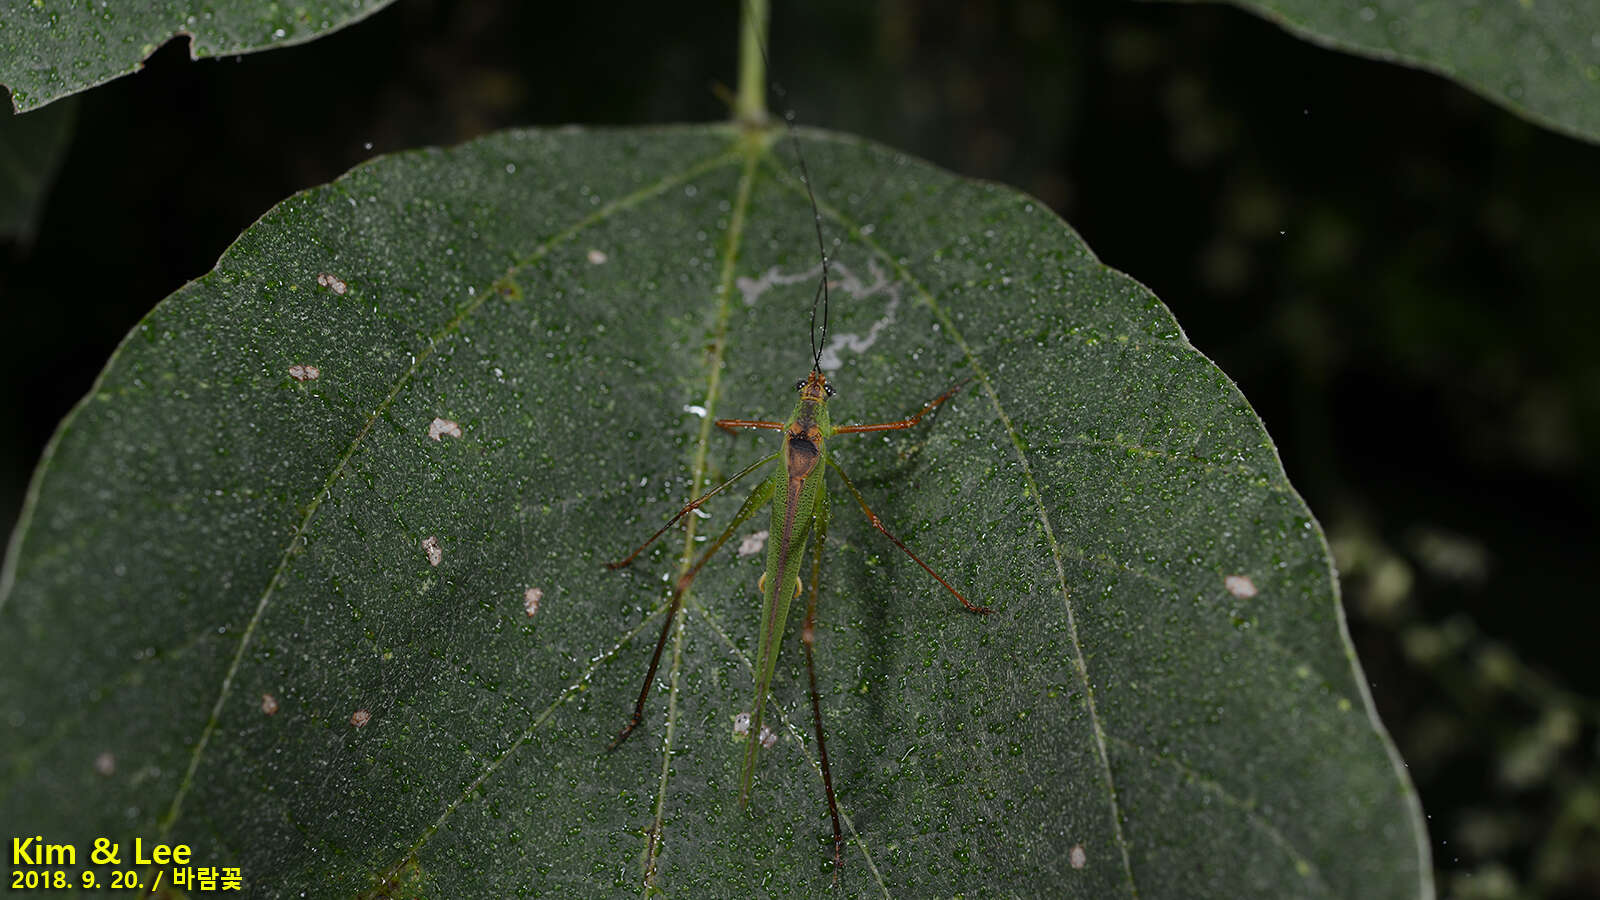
0,97 -> 75,241
0,126 -> 1429,897
0,0 -> 397,112
1161,0 -> 1600,144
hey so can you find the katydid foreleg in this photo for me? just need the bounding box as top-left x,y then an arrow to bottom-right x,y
831,378 -> 969,434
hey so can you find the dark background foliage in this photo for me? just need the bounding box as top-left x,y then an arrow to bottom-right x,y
2,1 -> 1595,896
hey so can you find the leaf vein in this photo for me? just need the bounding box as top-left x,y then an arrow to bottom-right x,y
1106,734 -> 1339,899
641,139 -> 762,894
396,598 -> 676,863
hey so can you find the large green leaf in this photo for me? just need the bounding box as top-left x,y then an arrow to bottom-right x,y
0,0 -> 396,112
0,126 -> 1430,897
1166,0 -> 1600,144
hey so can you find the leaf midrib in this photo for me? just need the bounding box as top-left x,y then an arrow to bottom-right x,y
639,138 -> 762,894
684,599 -> 893,897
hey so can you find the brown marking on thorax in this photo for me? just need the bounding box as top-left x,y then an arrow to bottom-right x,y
785,404 -> 823,484
784,370 -> 829,484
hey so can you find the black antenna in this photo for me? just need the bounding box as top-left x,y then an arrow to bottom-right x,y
744,2 -> 831,373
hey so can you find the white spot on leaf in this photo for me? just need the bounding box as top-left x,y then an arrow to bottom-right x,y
422,536 -> 443,567
428,417 -> 462,441
350,709 -> 371,728
261,694 -> 279,715
759,725 -> 776,749
1069,844 -> 1086,869
94,751 -> 115,776
733,712 -> 751,736
738,531 -> 769,558
1224,574 -> 1258,599
587,249 -> 608,264
316,272 -> 348,295
523,587 -> 543,617
287,364 -> 320,382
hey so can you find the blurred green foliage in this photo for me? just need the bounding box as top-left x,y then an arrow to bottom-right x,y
0,98 -> 75,241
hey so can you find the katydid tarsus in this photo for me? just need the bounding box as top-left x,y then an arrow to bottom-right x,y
604,0 -> 992,882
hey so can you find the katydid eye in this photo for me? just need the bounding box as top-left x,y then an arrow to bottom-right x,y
824,384 -> 836,397
795,379 -> 806,391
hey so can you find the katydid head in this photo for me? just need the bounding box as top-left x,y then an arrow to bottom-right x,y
794,370 -> 833,402
788,370 -> 833,439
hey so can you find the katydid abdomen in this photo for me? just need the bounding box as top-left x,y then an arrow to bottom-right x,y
741,423 -> 827,806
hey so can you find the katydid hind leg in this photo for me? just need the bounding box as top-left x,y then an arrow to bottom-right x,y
608,476 -> 778,751
801,485 -> 845,880
828,458 -> 992,615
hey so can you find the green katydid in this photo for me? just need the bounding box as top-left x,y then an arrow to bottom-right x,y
606,362 -> 992,875
604,0 -> 992,880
